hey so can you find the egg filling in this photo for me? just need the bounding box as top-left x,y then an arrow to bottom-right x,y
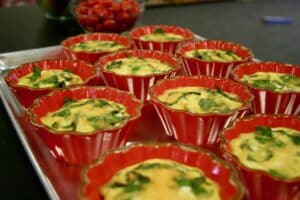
104,57 -> 173,76
70,40 -> 125,52
139,28 -> 184,42
184,49 -> 242,62
229,126 -> 300,179
40,98 -> 129,133
17,67 -> 83,89
101,159 -> 221,200
241,72 -> 300,92
158,87 -> 243,114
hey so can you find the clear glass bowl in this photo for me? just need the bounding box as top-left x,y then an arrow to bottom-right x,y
70,0 -> 144,33
37,0 -> 73,20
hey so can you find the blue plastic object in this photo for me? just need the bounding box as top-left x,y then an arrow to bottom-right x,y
262,16 -> 293,25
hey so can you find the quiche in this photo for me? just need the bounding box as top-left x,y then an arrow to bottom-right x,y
101,159 -> 221,200
41,98 -> 129,133
17,66 -> 83,89
104,57 -> 173,76
229,126 -> 300,179
240,72 -> 300,92
70,40 -> 125,53
139,28 -> 184,42
157,86 -> 243,114
184,49 -> 242,62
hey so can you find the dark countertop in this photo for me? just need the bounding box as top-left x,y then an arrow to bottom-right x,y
0,0 -> 299,199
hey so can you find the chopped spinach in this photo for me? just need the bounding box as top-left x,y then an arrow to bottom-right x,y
63,69 -> 73,73
153,28 -> 165,34
106,61 -> 122,70
198,98 -> 217,110
51,122 -> 59,129
175,176 -> 209,195
252,79 -> 277,91
215,87 -> 239,102
279,74 -> 295,82
94,99 -> 109,108
87,116 -> 102,122
247,149 -> 273,162
131,66 -> 140,72
254,126 -> 273,143
28,66 -> 42,82
53,109 -> 71,118
63,97 -> 76,107
289,135 -> 300,145
110,171 -> 150,193
134,162 -> 171,170
167,91 -> 201,106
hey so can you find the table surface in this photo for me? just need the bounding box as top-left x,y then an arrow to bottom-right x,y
0,0 -> 299,199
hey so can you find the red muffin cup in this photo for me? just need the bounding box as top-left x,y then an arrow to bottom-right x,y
61,33 -> 134,64
5,59 -> 96,108
176,40 -> 253,78
28,86 -> 143,165
221,114 -> 300,200
232,61 -> 300,115
97,49 -> 181,101
81,142 -> 245,200
128,25 -> 194,54
149,76 -> 254,148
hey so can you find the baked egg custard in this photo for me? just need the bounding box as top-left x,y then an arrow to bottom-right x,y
70,40 -> 124,52
41,98 -> 129,133
240,72 -> 300,92
157,87 -> 243,114
104,57 -> 173,76
101,159 -> 221,200
139,28 -> 184,42
17,67 -> 83,89
184,49 -> 242,62
229,126 -> 300,179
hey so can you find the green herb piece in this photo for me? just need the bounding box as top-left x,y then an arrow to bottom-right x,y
94,99 -> 109,108
87,116 -> 102,122
39,75 -> 58,85
252,79 -> 277,91
69,99 -> 95,108
153,28 -> 165,34
53,109 -> 71,118
63,97 -> 76,107
247,149 -> 273,162
279,74 -> 294,82
131,66 -> 140,72
62,122 -> 76,130
198,99 -> 217,110
175,176 -> 209,195
28,66 -> 42,82
51,122 -> 59,129
167,91 -> 201,106
215,87 -> 239,101
254,126 -> 273,143
289,135 -> 300,145
106,61 -> 122,70
63,69 -> 73,73
240,140 -> 253,151
110,171 -> 150,193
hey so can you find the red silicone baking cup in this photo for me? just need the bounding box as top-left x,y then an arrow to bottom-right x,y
128,25 -> 194,54
232,61 -> 300,115
80,142 -> 245,200
5,59 -> 96,108
61,33 -> 134,64
221,114 -> 300,200
176,40 -> 253,78
149,76 -> 253,147
28,86 -> 143,165
97,49 -> 181,101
